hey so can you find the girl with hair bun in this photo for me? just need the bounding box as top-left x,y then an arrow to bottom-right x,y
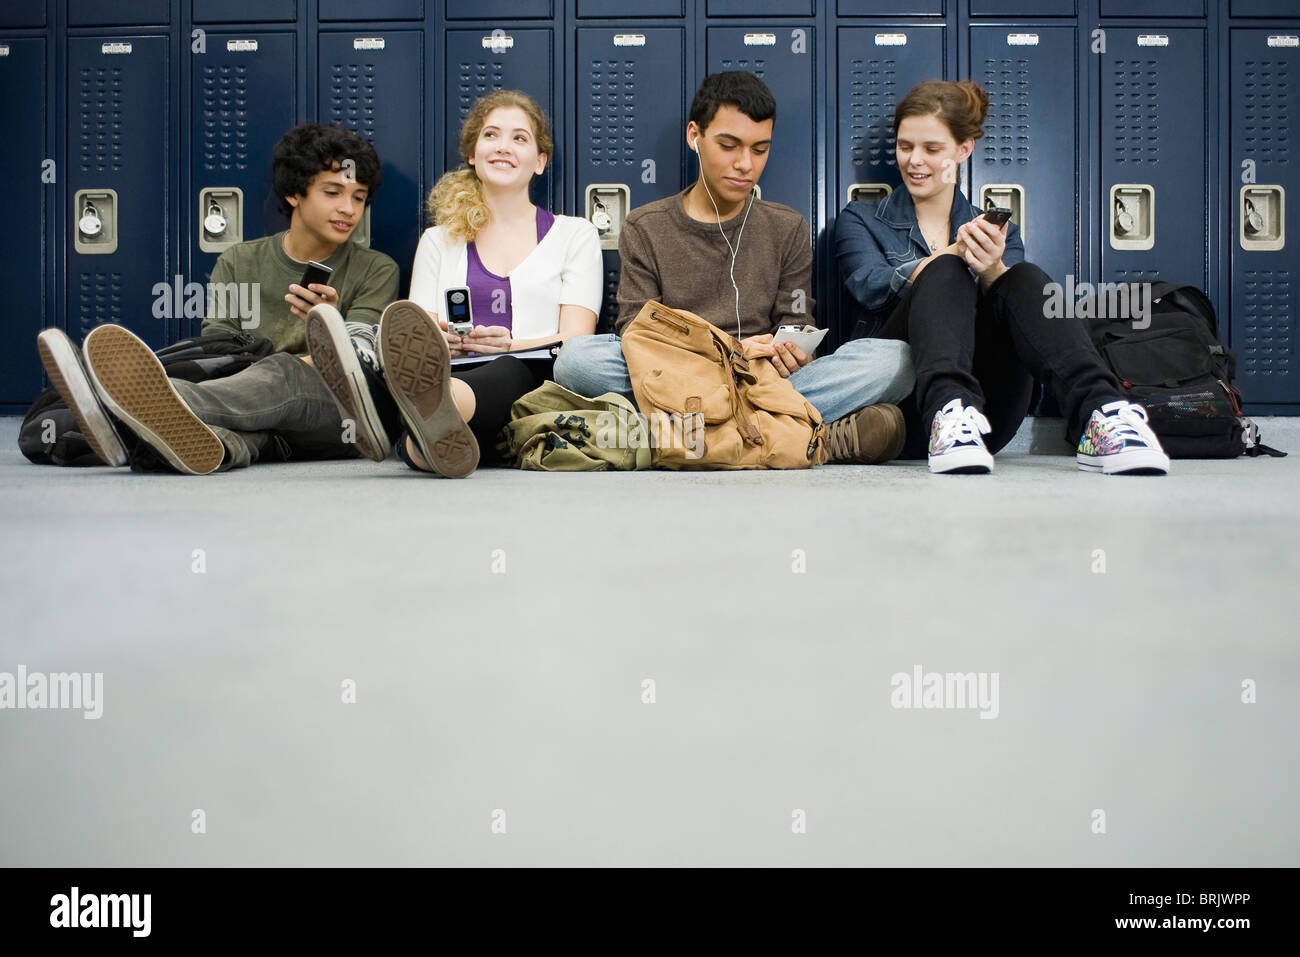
836,79 -> 1169,475
307,90 -> 603,477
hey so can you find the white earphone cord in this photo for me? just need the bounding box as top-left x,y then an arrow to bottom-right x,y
696,140 -> 754,342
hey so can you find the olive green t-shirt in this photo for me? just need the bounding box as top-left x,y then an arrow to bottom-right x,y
200,231 -> 399,355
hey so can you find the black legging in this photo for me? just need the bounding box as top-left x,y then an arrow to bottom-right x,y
398,355 -> 543,469
876,255 -> 1123,460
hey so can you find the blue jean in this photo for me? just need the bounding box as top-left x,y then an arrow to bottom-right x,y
552,334 -> 915,424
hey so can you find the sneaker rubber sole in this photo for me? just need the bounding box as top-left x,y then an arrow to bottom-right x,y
82,325 -> 224,475
1077,448 -> 1170,475
928,444 -> 994,474
377,301 -> 479,478
305,304 -> 391,462
36,328 -> 128,466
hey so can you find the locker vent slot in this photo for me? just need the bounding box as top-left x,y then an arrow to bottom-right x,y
458,61 -> 506,131
77,272 -> 123,339
1242,60 -> 1290,164
1114,269 -> 1161,282
1111,60 -> 1161,166
201,65 -> 250,172
78,67 -> 124,173
588,59 -> 637,168
718,57 -> 766,79
981,58 -> 1030,167
848,58 -> 898,171
328,63 -> 377,141
1242,271 -> 1293,381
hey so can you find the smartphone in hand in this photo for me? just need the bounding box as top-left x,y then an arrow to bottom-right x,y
299,260 -> 333,292
981,201 -> 1013,227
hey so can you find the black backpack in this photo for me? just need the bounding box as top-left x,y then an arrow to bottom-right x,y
20,330 -> 274,466
1084,282 -> 1285,459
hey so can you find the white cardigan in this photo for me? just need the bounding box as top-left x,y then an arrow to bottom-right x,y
407,214 -> 604,341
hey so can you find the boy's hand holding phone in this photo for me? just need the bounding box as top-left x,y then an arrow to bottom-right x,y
287,260 -> 338,320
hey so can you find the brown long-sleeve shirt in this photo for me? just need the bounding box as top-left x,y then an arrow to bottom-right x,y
614,188 -> 816,339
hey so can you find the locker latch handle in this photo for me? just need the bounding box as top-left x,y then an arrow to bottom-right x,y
1239,185 -> 1285,251
1108,184 -> 1154,251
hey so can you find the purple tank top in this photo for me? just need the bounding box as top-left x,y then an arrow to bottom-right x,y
465,208 -> 555,333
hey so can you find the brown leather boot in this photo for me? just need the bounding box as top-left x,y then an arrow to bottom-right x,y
822,403 -> 906,464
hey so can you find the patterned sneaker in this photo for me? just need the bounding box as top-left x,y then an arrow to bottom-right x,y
82,325 -> 224,475
1077,400 -> 1170,475
35,328 -> 128,466
928,398 -> 994,474
823,403 -> 906,464
377,300 -> 479,478
305,304 -> 400,462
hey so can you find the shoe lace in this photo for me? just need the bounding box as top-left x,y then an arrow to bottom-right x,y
937,403 -> 991,447
823,416 -> 859,460
1096,402 -> 1153,446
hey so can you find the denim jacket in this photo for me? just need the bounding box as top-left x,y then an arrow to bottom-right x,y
835,187 -> 1025,327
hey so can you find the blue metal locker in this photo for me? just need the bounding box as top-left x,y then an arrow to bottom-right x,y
576,28 -> 686,334
1231,1 -> 1300,15
838,1 -> 944,14
577,0 -> 683,16
67,35 -> 172,348
1100,28 -> 1207,290
1098,1 -> 1204,15
319,29 -> 425,295
0,36 -> 47,403
0,4 -> 45,27
969,24 -> 1078,284
67,0 -> 170,27
187,31 -> 296,338
708,1 -> 815,15
444,28 -> 555,209
836,25 -> 946,211
969,1 -> 1075,15
446,1 -> 552,19
1230,28 -> 1298,408
319,0 -> 422,20
192,1 -> 297,22
576,28 -> 686,210
707,25 -> 817,229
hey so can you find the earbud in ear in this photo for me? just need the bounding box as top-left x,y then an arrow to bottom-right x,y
690,139 -> 698,153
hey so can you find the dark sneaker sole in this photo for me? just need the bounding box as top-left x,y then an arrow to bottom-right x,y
83,325 -> 224,475
305,305 -> 390,462
378,301 -> 479,478
36,328 -> 128,466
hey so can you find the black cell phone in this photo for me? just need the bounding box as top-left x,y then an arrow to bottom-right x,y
982,206 -> 1013,227
299,260 -> 333,291
444,286 -> 473,336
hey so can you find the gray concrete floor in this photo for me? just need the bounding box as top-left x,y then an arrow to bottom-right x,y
1,415 -> 1298,866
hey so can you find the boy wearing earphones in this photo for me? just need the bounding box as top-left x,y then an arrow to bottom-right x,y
554,71 -> 916,464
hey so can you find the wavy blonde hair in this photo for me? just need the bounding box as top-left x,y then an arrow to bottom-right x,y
428,90 -> 554,243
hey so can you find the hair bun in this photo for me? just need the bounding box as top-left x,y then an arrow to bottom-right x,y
955,80 -> 989,128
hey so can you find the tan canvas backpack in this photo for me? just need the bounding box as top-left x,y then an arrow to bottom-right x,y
620,301 -> 826,470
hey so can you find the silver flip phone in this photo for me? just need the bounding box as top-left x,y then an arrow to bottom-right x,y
444,286 -> 473,336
